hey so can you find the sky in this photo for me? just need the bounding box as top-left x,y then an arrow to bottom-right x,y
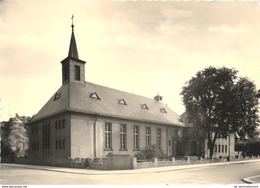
1,0 -> 260,121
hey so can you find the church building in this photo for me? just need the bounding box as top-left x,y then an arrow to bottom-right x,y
27,21 -> 207,165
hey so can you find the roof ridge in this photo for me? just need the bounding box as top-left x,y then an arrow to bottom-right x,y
84,81 -> 166,105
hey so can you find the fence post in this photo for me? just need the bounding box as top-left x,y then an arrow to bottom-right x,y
132,157 -> 137,169
153,157 -> 158,167
172,157 -> 175,165
187,156 -> 191,163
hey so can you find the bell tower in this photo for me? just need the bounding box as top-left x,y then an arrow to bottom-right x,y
61,15 -> 86,85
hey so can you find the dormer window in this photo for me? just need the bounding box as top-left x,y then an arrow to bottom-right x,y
141,104 -> 149,110
53,92 -> 61,101
160,108 -> 167,113
119,99 -> 127,105
90,92 -> 101,100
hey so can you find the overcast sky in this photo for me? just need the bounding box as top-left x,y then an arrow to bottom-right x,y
1,0 -> 260,121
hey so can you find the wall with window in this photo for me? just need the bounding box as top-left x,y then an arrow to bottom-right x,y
29,114 -> 71,160
91,116 -> 169,158
204,133 -> 236,158
53,115 -> 70,158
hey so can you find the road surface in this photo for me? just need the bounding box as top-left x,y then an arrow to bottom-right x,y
1,160 -> 260,185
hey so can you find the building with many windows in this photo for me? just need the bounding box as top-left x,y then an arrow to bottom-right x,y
180,111 -> 237,159
27,23 -> 235,166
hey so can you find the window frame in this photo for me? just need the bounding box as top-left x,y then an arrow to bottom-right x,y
105,123 -> 112,150
120,124 -> 127,150
74,65 -> 81,81
156,128 -> 162,149
145,127 -> 151,147
133,126 -> 140,150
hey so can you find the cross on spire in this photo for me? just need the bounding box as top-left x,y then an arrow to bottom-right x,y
68,14 -> 78,59
71,14 -> 74,30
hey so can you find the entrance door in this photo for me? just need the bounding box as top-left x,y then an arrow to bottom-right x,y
175,141 -> 185,156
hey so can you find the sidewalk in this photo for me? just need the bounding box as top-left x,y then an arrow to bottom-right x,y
2,158 -> 260,177
242,175 -> 260,184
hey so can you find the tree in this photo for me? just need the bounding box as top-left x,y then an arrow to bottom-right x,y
1,114 -> 30,162
8,117 -> 29,159
181,66 -> 259,158
236,139 -> 260,156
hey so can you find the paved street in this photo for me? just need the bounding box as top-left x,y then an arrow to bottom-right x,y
1,160 -> 260,185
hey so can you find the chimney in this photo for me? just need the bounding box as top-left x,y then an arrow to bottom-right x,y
154,94 -> 163,102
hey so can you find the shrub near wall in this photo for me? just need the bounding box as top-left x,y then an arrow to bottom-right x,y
89,154 -> 133,170
134,145 -> 166,161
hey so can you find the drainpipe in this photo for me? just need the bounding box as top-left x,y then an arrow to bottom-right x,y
166,126 -> 169,157
93,115 -> 97,158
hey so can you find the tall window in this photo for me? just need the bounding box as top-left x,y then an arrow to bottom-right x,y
145,127 -> 151,147
156,128 -> 162,149
120,124 -> 127,150
42,123 -> 50,149
62,64 -> 69,82
225,145 -> 227,153
105,123 -> 112,150
74,65 -> 80,81
133,126 -> 139,150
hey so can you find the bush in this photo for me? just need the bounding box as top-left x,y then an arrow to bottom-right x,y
235,140 -> 260,156
134,145 -> 166,160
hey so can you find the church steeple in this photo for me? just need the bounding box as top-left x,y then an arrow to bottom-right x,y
61,15 -> 86,85
68,15 -> 79,59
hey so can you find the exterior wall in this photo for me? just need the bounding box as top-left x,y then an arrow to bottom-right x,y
70,114 -> 94,158
204,133 -> 236,158
29,113 -> 71,160
61,58 -> 85,85
68,59 -> 85,84
94,116 -> 171,158
29,112 -> 236,164
169,127 -> 202,157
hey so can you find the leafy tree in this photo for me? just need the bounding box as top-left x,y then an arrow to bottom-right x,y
1,120 -> 12,161
1,114 -> 30,162
181,66 -> 259,158
8,118 -> 29,158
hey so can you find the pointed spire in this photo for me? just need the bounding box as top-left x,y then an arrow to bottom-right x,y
68,14 -> 79,59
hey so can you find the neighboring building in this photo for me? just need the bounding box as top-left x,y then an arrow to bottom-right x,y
180,111 -> 236,159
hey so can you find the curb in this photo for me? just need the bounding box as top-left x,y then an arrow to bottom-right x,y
242,175 -> 260,184
2,159 -> 260,176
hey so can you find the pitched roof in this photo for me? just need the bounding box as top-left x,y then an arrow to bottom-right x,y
68,28 -> 79,59
30,82 -> 184,127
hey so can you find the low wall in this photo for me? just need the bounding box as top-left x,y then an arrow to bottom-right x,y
133,157 -> 175,169
14,157 -> 87,168
89,154 -> 132,170
13,155 -> 260,170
